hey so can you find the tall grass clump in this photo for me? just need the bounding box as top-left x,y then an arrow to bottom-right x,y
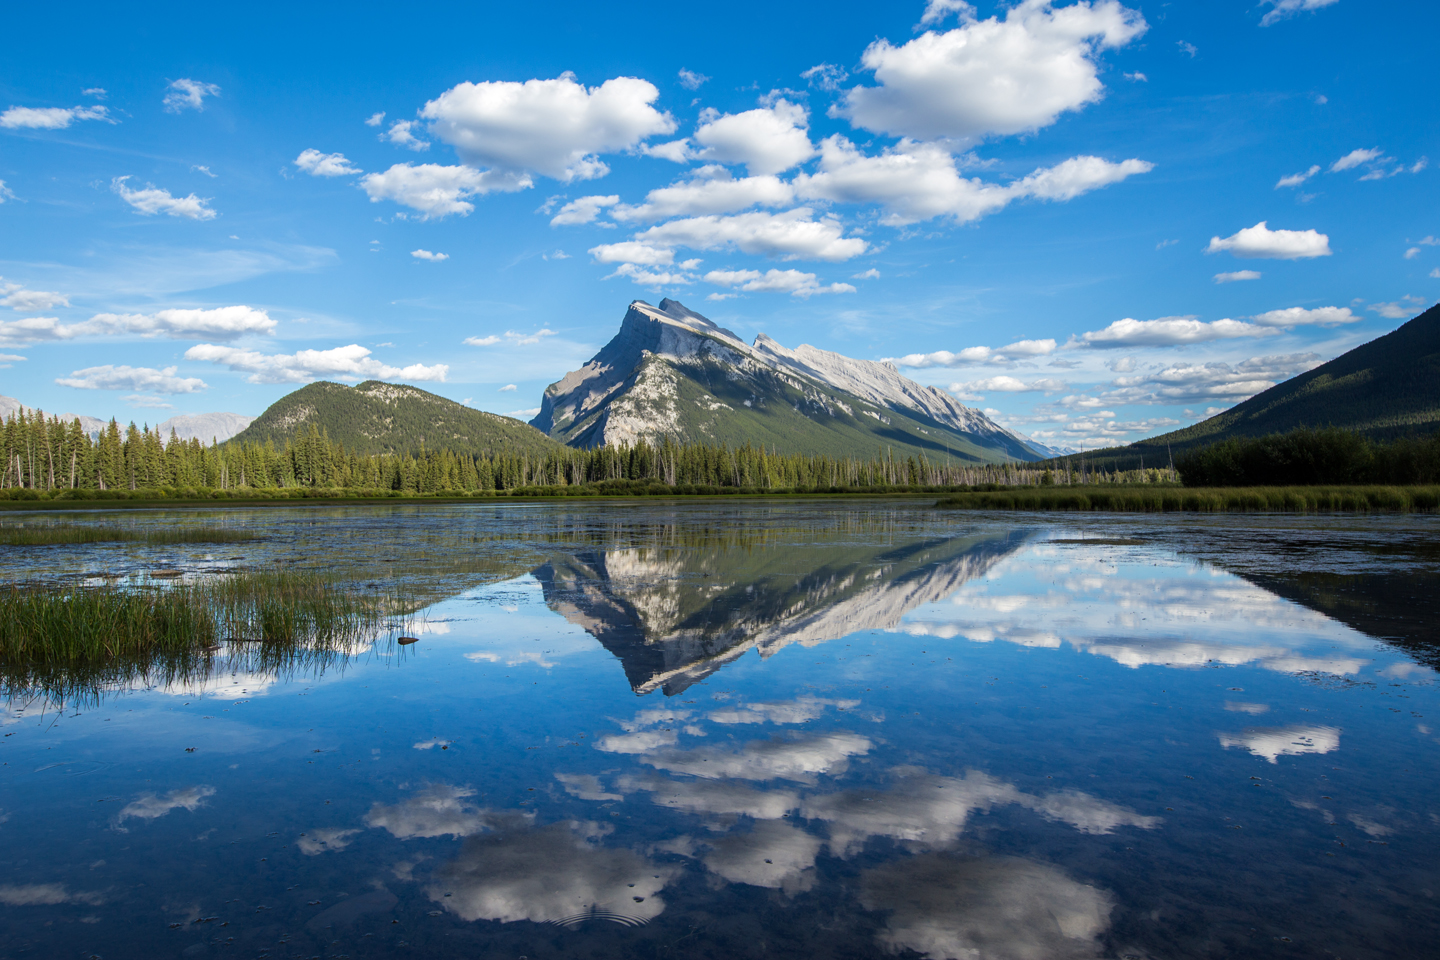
936,485 -> 1440,513
0,524 -> 259,547
0,570 -> 411,670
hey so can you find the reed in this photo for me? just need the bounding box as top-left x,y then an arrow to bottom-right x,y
0,570 -> 412,670
935,484 -> 1440,513
0,524 -> 259,546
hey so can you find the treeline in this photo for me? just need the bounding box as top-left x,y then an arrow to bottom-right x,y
1,408 -> 1178,499
1176,427 -> 1440,487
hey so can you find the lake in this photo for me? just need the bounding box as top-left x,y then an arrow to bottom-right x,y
1,500 -> 1436,959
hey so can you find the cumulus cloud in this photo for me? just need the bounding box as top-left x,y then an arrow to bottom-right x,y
295,149 -> 362,177
619,774 -> 801,820
0,305 -> 274,346
621,208 -> 867,262
364,784 -> 497,839
1102,353 -> 1322,404
611,168 -> 795,222
1218,725 -> 1340,763
421,74 -> 676,182
1330,147 -> 1383,173
0,280 -> 68,311
0,884 -> 104,907
794,137 -> 1151,226
385,119 -> 429,151
57,365 -> 207,394
1369,296 -> 1429,319
184,342 -> 447,384
587,240 -> 677,265
703,268 -> 854,298
360,162 -> 531,218
950,376 -> 1067,395
837,0 -> 1147,142
550,194 -> 620,226
411,248 -> 449,261
365,111 -> 385,127
112,176 -> 216,220
888,338 -> 1057,368
1080,316 -> 1271,347
606,263 -> 698,287
1204,221 -> 1331,259
163,78 -> 220,113
1248,305 -> 1357,326
702,821 -> 822,893
852,268 -> 880,279
1261,0 -> 1340,27
554,773 -> 622,802
801,63 -> 849,92
639,733 -> 872,784
0,104 -> 112,129
919,0 -> 975,27
1214,270 -> 1261,283
861,854 -> 1115,960
707,697 -> 859,725
693,99 -> 814,176
678,68 -> 710,90
463,328 -> 556,346
1275,164 -> 1319,188
115,786 -> 216,824
296,828 -> 361,856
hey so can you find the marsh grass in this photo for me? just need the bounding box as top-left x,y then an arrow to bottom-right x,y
0,524 -> 259,546
936,485 -> 1440,513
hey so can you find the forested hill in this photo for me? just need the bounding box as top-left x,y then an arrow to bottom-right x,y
1045,303 -> 1440,471
229,381 -> 561,458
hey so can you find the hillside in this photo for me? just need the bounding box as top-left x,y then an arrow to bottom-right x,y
532,299 -> 1044,464
1046,303 -> 1440,471
230,380 -> 561,458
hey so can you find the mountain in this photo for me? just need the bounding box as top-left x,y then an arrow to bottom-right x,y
1,395 -> 108,437
156,412 -> 255,444
229,379 -> 561,457
1050,302 -> 1440,471
531,299 -> 1044,463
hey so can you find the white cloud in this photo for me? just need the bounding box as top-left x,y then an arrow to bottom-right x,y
296,828 -> 361,856
360,162 -> 531,218
1219,725 -> 1340,762
163,78 -> 220,113
1177,40 -> 1198,57
950,376 -> 1066,394
1214,270 -> 1261,283
1432,268 -> 1440,279
0,884 -> 104,907
678,68 -> 710,90
801,63 -> 849,92
1275,164 -> 1319,188
588,241 -> 677,265
795,137 -> 1151,226
0,305 -> 274,347
411,248 -> 449,261
550,194 -> 620,226
1205,221 -> 1331,259
554,773 -> 623,802
640,138 -> 696,163
1330,147 -> 1382,172
703,268 -> 855,298
1403,246 -> 1421,259
0,280 -> 68,311
1248,305 -> 1357,326
606,262 -> 697,287
364,784 -> 494,839
0,104 -> 112,129
421,74 -> 676,182
611,168 -> 795,222
463,329 -> 556,347
498,383 -> 517,392
192,164 -> 215,177
115,785 -> 215,824
853,268 -> 880,279
1261,0 -> 1341,28
112,176 -> 216,220
703,820 -> 822,893
365,111 -> 386,127
838,0 -> 1147,142
295,149 -> 362,177
184,342 -> 448,384
919,0 -> 975,27
507,407 -> 541,418
887,338 -> 1056,369
385,119 -> 429,151
82,88 -> 107,98
693,99 -> 814,176
1369,296 -> 1428,319
1124,71 -> 1147,81
607,208 -> 867,262
0,180 -> 13,202
640,733 -> 874,784
56,365 -> 208,394
1102,353 -> 1322,404
125,394 -> 174,409
1081,316 -> 1271,347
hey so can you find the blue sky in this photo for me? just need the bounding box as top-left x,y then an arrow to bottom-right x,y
1,0 -> 1435,447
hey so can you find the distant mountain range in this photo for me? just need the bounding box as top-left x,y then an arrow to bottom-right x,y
531,299 -> 1046,464
1053,302 -> 1440,470
228,380 -> 558,457
0,395 -> 253,443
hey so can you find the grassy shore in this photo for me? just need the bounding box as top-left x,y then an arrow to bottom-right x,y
0,523 -> 259,546
936,484 -> 1440,513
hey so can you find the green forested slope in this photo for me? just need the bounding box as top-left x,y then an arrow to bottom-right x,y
229,381 -> 562,457
1045,303 -> 1440,471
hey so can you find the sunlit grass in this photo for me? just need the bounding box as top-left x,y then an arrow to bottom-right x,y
0,524 -> 260,546
936,485 -> 1440,513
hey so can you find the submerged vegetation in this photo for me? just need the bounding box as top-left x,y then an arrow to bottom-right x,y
937,485 -> 1440,513
0,523 -> 258,546
1175,427 -> 1440,487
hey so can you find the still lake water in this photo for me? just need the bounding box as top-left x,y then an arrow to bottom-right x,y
1,500 -> 1437,960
